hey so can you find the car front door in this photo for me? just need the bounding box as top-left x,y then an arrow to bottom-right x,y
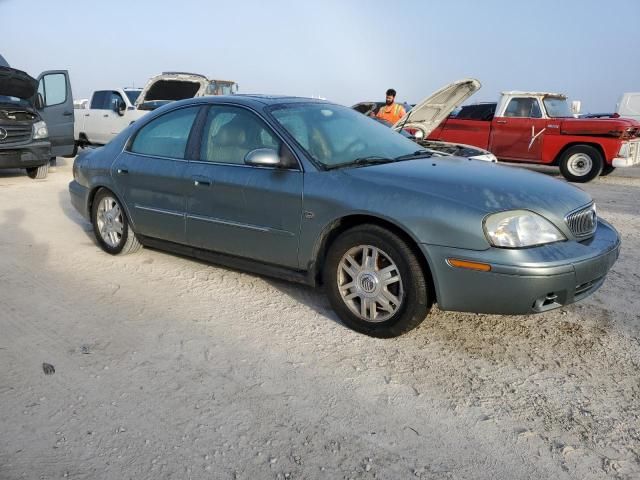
112,105 -> 201,244
36,70 -> 74,157
490,97 -> 547,161
185,104 -> 303,269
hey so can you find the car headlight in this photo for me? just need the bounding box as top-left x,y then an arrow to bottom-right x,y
484,210 -> 565,248
32,120 -> 48,139
618,142 -> 630,158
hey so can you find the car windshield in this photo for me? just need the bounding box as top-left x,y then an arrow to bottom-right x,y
544,97 -> 572,118
206,81 -> 235,96
270,103 -> 423,169
124,90 -> 141,104
0,95 -> 29,107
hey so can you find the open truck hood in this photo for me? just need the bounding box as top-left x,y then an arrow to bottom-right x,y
0,66 -> 38,100
135,72 -> 209,108
392,78 -> 481,136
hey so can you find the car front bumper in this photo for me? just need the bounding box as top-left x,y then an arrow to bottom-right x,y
69,180 -> 91,220
0,141 -> 51,169
422,219 -> 621,315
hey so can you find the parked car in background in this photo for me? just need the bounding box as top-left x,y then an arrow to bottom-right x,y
617,92 -> 640,122
74,72 -> 238,147
354,79 -> 497,162
70,95 -> 619,337
429,90 -> 640,182
1,60 -> 74,179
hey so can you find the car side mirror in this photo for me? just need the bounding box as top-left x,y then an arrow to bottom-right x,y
34,93 -> 44,110
244,148 -> 282,167
114,100 -> 126,116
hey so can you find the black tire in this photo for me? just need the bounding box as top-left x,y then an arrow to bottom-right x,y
26,163 -> 49,179
91,188 -> 142,255
323,224 -> 432,338
601,164 -> 615,176
559,145 -> 603,183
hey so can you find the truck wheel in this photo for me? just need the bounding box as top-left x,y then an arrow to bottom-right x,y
323,224 -> 432,338
559,145 -> 603,183
601,164 -> 615,176
91,189 -> 142,255
26,163 -> 49,179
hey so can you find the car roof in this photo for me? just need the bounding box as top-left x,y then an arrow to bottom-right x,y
170,94 -> 332,109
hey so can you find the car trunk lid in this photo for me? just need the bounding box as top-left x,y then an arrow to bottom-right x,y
135,72 -> 209,108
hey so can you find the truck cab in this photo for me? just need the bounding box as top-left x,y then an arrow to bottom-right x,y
75,72 -> 239,147
0,54 -> 74,179
74,88 -> 145,146
430,91 -> 640,182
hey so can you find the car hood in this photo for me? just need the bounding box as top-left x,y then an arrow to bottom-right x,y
0,66 -> 38,100
392,78 -> 481,136
559,117 -> 640,138
342,157 -> 591,218
135,72 -> 209,107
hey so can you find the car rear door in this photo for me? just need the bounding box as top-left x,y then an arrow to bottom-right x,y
184,104 -> 303,269
112,105 -> 202,244
36,70 -> 74,157
490,97 -> 546,161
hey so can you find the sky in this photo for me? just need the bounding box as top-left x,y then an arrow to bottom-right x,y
1,0 -> 639,112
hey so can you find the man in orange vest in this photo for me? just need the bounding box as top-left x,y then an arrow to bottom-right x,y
375,88 -> 406,124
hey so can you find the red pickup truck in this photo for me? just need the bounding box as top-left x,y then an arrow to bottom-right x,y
428,91 -> 640,182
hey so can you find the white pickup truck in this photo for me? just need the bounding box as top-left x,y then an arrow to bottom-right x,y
74,72 -> 237,147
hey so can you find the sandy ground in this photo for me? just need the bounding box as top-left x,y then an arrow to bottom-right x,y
0,159 -> 639,480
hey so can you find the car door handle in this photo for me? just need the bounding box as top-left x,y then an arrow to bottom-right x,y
496,120 -> 507,124
192,176 -> 211,187
103,114 -> 109,118
84,113 -> 90,117
63,110 -> 73,116
117,168 -> 129,175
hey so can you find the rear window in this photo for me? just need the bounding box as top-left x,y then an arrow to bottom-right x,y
454,103 -> 496,120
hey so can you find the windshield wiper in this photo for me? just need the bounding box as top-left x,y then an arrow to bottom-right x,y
393,150 -> 434,161
325,156 -> 395,170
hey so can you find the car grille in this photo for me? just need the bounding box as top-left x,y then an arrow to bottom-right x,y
566,203 -> 597,238
0,124 -> 32,144
629,141 -> 640,163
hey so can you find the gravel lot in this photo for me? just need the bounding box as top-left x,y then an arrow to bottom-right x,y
1,159 -> 639,480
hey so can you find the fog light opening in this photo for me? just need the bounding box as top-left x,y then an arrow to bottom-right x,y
532,292 -> 560,312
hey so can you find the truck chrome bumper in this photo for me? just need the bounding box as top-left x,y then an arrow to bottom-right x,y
612,156 -> 640,167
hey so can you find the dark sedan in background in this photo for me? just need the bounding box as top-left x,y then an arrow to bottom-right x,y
70,95 -> 620,337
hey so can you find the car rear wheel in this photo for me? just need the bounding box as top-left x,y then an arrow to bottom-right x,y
323,224 -> 431,338
91,189 -> 141,255
559,145 -> 603,183
26,163 -> 48,179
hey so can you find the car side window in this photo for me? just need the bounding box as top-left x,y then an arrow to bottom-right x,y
109,91 -> 125,110
90,91 -> 110,109
37,73 -> 67,107
504,98 -> 542,118
200,106 -> 282,164
130,107 -> 199,159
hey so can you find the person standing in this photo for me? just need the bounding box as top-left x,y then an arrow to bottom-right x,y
375,88 -> 406,124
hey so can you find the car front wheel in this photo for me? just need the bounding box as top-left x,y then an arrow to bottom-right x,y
91,189 -> 141,255
323,225 -> 431,338
26,163 -> 48,179
559,145 -> 603,183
